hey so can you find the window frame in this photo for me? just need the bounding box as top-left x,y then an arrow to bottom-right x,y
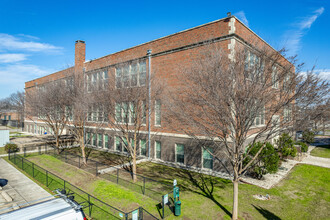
175,144 -> 185,164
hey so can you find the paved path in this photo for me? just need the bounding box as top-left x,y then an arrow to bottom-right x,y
0,158 -> 51,214
242,144 -> 330,189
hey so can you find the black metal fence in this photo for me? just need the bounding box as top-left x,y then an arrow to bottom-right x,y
22,145 -> 173,202
8,152 -> 159,220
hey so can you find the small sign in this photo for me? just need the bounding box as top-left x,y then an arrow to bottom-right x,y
132,210 -> 138,220
119,212 -> 123,218
164,194 -> 168,204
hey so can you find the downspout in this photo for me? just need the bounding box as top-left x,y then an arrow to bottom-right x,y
147,49 -> 152,158
83,67 -> 86,147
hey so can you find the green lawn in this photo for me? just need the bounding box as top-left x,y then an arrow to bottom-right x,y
8,154 -> 330,220
310,145 -> 330,158
0,147 -> 6,155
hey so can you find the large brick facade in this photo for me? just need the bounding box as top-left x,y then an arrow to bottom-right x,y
24,15 -> 290,175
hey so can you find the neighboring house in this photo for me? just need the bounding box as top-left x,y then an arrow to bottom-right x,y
0,110 -> 21,127
24,14 -> 292,174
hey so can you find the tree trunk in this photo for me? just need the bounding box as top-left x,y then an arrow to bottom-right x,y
232,178 -> 239,220
132,154 -> 137,182
56,136 -> 60,154
80,136 -> 87,165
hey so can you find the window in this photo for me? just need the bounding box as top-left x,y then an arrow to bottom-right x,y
155,100 -> 161,126
115,102 -> 136,124
272,66 -> 279,89
8,115 -> 11,120
176,144 -> 184,164
202,148 -> 213,169
92,133 -> 97,146
98,134 -> 102,147
86,69 -> 108,92
142,101 -> 146,124
253,107 -> 265,126
283,105 -> 292,121
4,115 -> 6,120
115,61 -> 147,88
87,103 -> 107,122
245,51 -> 264,81
155,141 -> 161,159
115,136 -> 122,152
104,134 -> 109,149
283,74 -> 291,92
140,139 -> 147,156
65,105 -> 73,121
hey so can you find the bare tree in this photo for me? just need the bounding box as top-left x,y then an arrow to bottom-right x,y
99,60 -> 162,182
25,75 -> 74,153
8,91 -> 25,129
166,44 -> 329,219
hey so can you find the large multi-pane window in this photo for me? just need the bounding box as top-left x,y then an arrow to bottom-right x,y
86,132 -> 91,144
176,144 -> 184,164
155,141 -> 161,159
245,50 -> 264,81
65,105 -> 73,121
88,103 -> 108,122
115,61 -> 146,88
140,139 -> 147,156
86,70 -> 108,92
155,100 -> 161,126
104,134 -> 110,149
202,147 -> 213,169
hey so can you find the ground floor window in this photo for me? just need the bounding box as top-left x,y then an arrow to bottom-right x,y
92,133 -> 97,146
176,144 -> 184,164
104,134 -> 109,149
98,134 -> 102,147
140,139 -> 147,156
202,147 -> 213,169
115,136 -> 122,152
155,141 -> 161,159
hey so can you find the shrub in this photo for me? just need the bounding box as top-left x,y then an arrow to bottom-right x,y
302,130 -> 315,144
276,133 -> 297,158
296,141 -> 308,152
244,142 -> 280,179
4,143 -> 19,153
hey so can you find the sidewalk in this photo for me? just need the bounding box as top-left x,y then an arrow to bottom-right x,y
0,158 -> 51,214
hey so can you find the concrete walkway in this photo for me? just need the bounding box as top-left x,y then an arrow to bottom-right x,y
0,158 -> 51,214
242,145 -> 330,189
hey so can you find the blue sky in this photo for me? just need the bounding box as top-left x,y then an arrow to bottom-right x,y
0,0 -> 329,98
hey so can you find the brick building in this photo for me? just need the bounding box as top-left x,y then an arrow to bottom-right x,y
24,15 -> 291,175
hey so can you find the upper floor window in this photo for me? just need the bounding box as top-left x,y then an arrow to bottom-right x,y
86,70 -> 108,92
245,51 -> 264,81
115,61 -> 146,89
87,103 -> 108,122
283,105 -> 292,122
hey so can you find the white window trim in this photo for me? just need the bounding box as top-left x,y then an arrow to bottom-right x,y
175,144 -> 185,164
201,147 -> 213,170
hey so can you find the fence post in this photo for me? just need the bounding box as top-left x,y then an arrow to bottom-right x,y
45,145 -> 47,154
24,147 -> 26,157
46,171 -> 48,187
65,151 -> 67,163
14,152 -> 16,164
117,169 -> 119,184
143,177 -> 145,195
64,180 -> 66,190
95,162 -> 98,176
8,150 -> 10,160
125,213 -> 128,220
88,194 -> 91,217
32,163 -> 34,177
21,157 -> 23,170
38,146 -> 41,155
162,195 -> 165,219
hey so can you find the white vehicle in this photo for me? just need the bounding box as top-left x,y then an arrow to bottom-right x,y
0,189 -> 86,220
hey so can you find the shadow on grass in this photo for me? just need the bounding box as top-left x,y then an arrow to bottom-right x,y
253,205 -> 281,220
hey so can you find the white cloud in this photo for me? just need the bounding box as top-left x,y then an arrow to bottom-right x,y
0,53 -> 28,63
0,33 -> 62,53
283,7 -> 324,56
234,11 -> 249,27
315,69 -> 330,81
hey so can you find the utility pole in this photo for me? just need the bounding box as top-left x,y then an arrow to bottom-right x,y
147,49 -> 152,158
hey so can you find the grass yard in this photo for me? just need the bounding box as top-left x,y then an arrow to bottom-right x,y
0,147 -> 6,155
310,145 -> 330,158
8,153 -> 330,220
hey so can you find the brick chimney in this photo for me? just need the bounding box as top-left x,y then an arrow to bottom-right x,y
75,40 -> 85,74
